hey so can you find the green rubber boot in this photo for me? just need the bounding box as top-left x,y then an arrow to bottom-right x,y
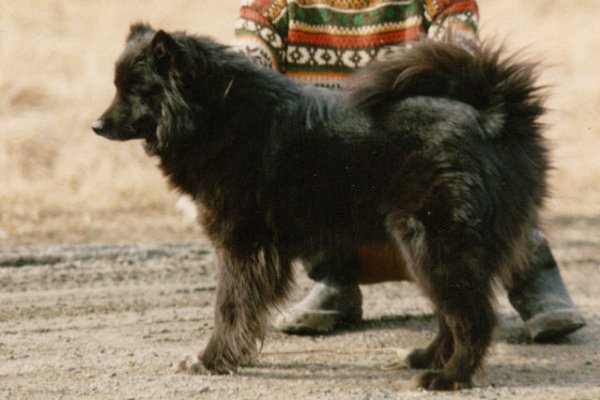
274,280 -> 363,335
508,236 -> 585,342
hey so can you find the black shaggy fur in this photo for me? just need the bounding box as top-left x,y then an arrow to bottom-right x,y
93,23 -> 549,390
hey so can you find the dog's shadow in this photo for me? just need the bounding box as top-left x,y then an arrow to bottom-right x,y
245,313 -> 590,388
245,314 -> 431,381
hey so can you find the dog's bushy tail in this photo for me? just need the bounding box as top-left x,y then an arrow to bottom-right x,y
345,41 -> 545,138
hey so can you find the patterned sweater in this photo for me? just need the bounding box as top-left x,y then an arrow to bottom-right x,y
234,0 -> 479,88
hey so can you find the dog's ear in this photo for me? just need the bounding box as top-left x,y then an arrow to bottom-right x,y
128,22 -> 154,43
151,30 -> 179,77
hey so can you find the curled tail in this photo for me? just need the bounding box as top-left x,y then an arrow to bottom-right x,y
345,40 -> 545,138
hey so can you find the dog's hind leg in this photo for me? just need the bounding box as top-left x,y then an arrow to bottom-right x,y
413,292 -> 495,391
387,213 -> 496,390
406,314 -> 453,370
181,245 -> 294,374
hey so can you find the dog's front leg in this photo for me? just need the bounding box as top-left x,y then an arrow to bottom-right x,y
181,245 -> 293,374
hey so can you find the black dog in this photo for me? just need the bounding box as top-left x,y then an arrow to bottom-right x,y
93,23 -> 548,390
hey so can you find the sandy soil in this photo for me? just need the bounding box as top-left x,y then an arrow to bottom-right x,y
1,0 -> 600,399
1,217 -> 599,400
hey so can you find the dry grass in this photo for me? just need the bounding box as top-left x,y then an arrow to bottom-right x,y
1,0 -> 599,243
0,0 -> 240,242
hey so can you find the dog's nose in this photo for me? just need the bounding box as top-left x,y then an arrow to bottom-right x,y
92,120 -> 105,134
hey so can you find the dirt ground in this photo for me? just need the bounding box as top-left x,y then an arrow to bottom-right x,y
1,217 -> 599,400
1,0 -> 600,399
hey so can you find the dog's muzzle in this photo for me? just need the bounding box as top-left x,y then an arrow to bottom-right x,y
91,120 -> 106,135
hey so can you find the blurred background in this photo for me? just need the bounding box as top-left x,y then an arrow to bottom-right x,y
1,0 -> 599,244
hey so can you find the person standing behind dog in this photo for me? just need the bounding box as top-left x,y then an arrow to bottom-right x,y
235,0 -> 478,88
232,0 -> 585,341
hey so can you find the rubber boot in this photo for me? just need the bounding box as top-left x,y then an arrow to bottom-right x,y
274,279 -> 363,335
508,237 -> 585,342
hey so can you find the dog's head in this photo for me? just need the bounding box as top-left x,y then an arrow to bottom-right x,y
92,23 -> 187,154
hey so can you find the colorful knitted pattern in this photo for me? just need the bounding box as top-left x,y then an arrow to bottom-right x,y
234,0 -> 479,88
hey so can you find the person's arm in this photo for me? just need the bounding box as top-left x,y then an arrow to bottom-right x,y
424,0 -> 479,51
233,0 -> 288,72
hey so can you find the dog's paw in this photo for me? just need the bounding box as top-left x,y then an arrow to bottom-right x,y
176,355 -> 236,375
406,348 -> 433,370
381,348 -> 411,370
414,371 -> 472,391
176,355 -> 209,375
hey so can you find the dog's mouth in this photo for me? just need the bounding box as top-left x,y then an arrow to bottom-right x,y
92,116 -> 157,142
144,133 -> 160,155
134,115 -> 157,140
141,118 -> 162,155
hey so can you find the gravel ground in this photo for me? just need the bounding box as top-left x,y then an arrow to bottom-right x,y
1,216 -> 599,399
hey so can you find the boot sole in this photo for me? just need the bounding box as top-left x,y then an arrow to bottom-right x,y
276,310 -> 362,336
524,308 -> 586,342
